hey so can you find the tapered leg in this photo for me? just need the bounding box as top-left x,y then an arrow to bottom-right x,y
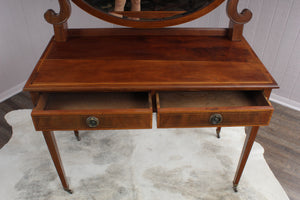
232,126 -> 259,192
216,127 -> 221,138
74,130 -> 81,141
42,131 -> 72,193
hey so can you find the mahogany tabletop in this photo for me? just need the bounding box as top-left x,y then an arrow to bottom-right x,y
24,29 -> 278,92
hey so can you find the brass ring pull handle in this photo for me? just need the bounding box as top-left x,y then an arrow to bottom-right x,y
86,116 -> 99,128
209,114 -> 223,125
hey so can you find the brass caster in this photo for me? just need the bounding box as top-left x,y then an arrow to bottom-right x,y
64,188 -> 73,194
74,131 -> 81,141
233,184 -> 238,192
216,127 -> 221,139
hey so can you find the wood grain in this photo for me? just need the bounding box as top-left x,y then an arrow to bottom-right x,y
26,60 -> 276,91
227,0 -> 252,41
24,32 -> 278,92
31,92 -> 152,131
233,126 -> 259,187
157,91 -> 273,128
45,92 -> 150,110
158,91 -> 270,108
33,113 -> 152,131
46,35 -> 255,61
44,0 -> 71,42
42,131 -> 70,191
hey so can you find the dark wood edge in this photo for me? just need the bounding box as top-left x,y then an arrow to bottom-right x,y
148,92 -> 153,110
35,126 -> 153,132
157,106 -> 274,113
157,123 -> 271,129
32,109 -> 152,116
31,95 -> 48,131
151,91 -> 157,112
24,37 -> 55,90
157,90 -> 273,108
71,0 -> 225,28
267,108 -> 274,125
242,38 -> 279,88
34,93 -> 48,111
32,92 -> 153,115
263,88 -> 272,99
148,92 -> 153,127
156,93 -> 161,110
68,28 -> 229,37
30,92 -> 40,106
262,94 -> 273,107
24,85 -> 280,92
155,93 -> 160,126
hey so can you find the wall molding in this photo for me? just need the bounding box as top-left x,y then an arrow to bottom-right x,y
270,93 -> 300,111
0,81 -> 26,103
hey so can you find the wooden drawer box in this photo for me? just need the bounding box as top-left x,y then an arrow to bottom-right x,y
156,91 -> 273,128
32,92 -> 152,131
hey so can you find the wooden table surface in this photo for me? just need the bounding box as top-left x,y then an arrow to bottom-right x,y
24,34 -> 278,92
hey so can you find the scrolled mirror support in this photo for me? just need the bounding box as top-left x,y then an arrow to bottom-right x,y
44,0 -> 71,42
227,0 -> 252,41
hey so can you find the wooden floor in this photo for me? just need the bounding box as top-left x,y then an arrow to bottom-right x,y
0,91 -> 299,200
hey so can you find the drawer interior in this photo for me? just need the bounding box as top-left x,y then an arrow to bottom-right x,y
39,92 -> 151,110
158,91 -> 270,108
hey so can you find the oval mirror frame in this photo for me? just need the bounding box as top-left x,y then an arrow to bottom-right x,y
72,0 -> 225,28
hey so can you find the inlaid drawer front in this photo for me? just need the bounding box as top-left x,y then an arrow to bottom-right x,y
32,92 -> 152,131
156,91 -> 273,128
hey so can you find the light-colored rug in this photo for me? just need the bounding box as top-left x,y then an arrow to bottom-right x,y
1,110 -> 289,200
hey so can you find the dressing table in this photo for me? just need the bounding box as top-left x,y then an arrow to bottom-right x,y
24,0 -> 278,193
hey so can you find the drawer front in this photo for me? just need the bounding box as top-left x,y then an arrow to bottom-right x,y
158,110 -> 273,128
32,92 -> 152,131
157,91 -> 274,128
33,112 -> 152,131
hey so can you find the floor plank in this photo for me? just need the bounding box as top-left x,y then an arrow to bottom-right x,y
0,91 -> 299,199
258,102 -> 300,200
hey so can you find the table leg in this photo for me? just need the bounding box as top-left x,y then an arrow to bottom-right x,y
232,126 -> 259,192
216,127 -> 221,138
74,130 -> 81,141
42,131 -> 72,193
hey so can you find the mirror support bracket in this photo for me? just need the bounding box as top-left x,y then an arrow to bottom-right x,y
44,0 -> 71,42
227,0 -> 252,41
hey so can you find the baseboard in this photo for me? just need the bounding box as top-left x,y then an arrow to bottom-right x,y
0,81 -> 26,103
270,93 -> 300,111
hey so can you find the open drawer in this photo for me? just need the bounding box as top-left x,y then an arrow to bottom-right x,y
156,91 -> 273,128
32,92 -> 152,131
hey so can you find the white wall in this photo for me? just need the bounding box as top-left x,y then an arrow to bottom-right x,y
0,0 -> 299,110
